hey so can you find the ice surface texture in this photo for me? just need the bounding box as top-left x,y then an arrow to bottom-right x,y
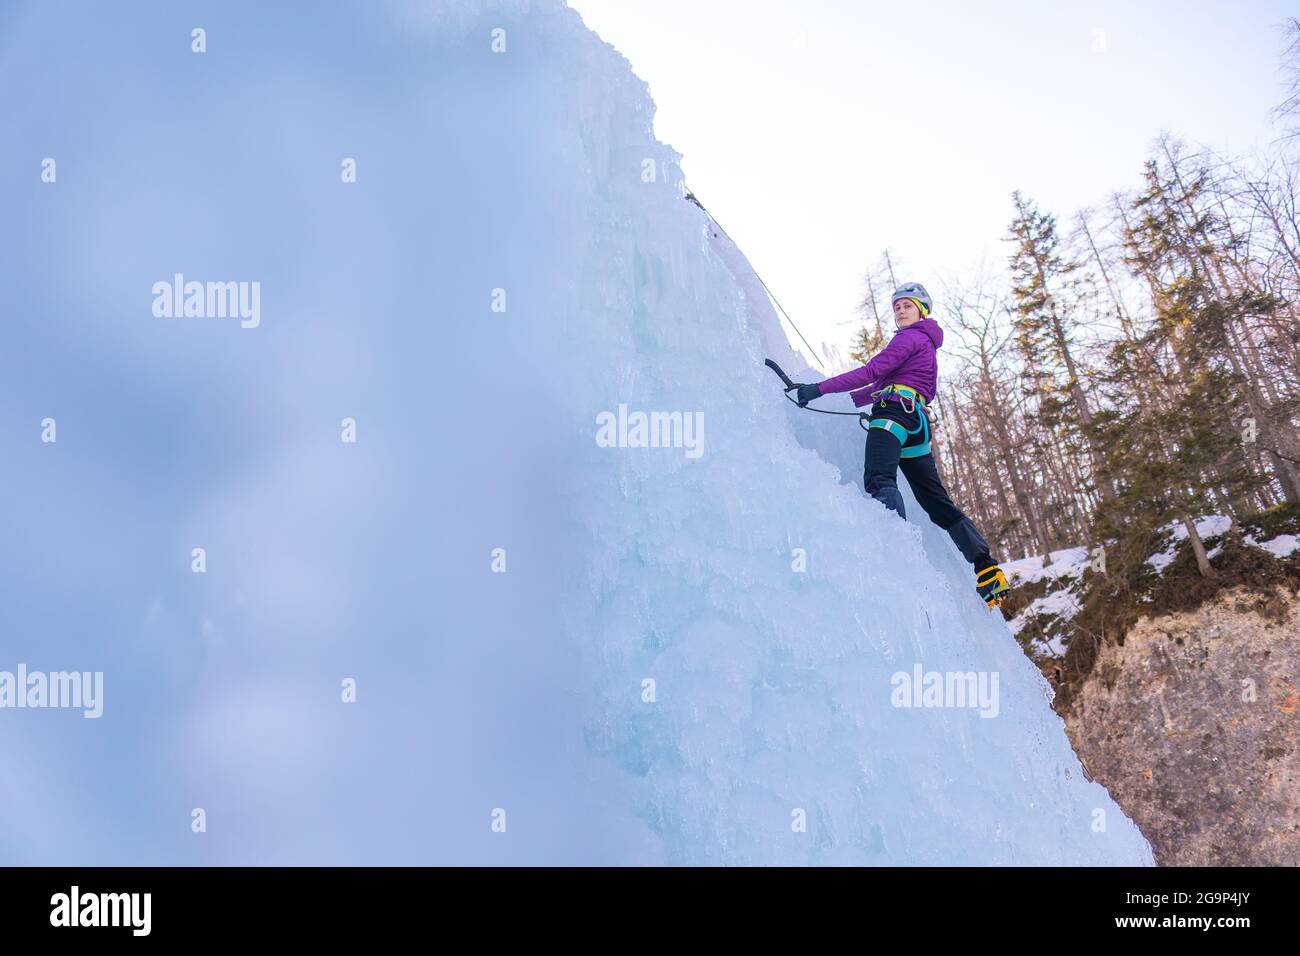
0,0 -> 1153,865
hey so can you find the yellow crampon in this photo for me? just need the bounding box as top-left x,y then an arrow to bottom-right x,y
976,565 -> 1010,610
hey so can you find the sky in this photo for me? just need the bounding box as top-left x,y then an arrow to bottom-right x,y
570,0 -> 1298,359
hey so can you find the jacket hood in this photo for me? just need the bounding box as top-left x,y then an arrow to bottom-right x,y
901,317 -> 943,350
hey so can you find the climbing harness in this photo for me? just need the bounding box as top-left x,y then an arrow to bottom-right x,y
865,384 -> 931,457
870,383 -> 926,415
867,411 -> 931,458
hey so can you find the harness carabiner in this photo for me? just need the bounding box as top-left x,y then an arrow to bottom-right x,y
872,384 -> 918,415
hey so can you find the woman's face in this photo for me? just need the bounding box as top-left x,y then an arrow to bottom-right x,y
893,298 -> 922,328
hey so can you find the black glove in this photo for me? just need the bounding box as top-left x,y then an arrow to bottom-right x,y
794,382 -> 822,407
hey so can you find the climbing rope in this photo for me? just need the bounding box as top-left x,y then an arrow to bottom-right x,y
685,189 -> 826,371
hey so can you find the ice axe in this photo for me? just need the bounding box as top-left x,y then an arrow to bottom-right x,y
764,359 -> 869,426
764,358 -> 799,391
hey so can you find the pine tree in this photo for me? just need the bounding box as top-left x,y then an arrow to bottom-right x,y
1095,155 -> 1272,577
850,252 -> 898,364
1006,193 -> 1114,509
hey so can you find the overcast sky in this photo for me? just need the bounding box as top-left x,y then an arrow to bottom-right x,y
571,0 -> 1296,354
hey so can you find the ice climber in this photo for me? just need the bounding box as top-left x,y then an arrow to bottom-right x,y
793,282 -> 1011,609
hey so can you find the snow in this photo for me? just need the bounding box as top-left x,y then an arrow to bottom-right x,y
1146,517 -> 1232,573
1187,515 -> 1234,539
1038,633 -> 1070,657
1145,514 -> 1299,573
1009,514 -> 1296,660
1009,589 -> 1083,635
0,0 -> 1153,866
1004,547 -> 1090,585
1246,532 -> 1299,558
1002,548 -> 1089,655
1147,544 -> 1179,573
1006,583 -> 1082,659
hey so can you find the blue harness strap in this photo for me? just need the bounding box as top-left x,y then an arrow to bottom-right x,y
867,394 -> 931,458
899,411 -> 930,457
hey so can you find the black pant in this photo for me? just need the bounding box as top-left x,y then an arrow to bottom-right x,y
863,399 -> 995,570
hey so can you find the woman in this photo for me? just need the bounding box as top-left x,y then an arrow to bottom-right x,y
795,282 -> 1011,608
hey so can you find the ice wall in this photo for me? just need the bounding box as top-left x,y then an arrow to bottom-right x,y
0,0 -> 1153,865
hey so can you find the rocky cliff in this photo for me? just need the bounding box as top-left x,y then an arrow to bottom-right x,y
1061,585 -> 1299,865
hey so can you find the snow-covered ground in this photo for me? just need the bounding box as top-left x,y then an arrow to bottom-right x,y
1145,514 -> 1299,572
1146,515 -> 1235,572
1008,590 -> 1080,655
1254,533 -> 1300,558
1002,547 -> 1092,656
1004,546 -> 1090,585
1007,514 -> 1298,659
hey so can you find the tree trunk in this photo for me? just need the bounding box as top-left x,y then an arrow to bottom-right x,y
1180,514 -> 1216,577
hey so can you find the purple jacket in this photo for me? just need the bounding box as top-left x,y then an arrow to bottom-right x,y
818,317 -> 943,407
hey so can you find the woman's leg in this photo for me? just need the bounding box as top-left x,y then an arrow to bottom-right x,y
897,440 -> 1012,607
864,427 -> 906,518
898,454 -> 995,569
